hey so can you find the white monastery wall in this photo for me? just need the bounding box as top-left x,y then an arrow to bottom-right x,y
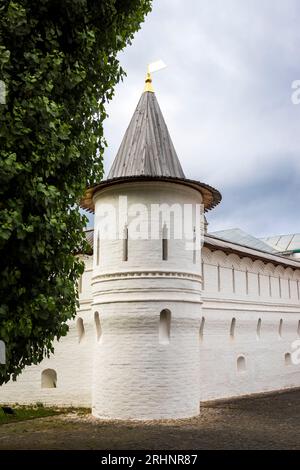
1,233 -> 300,413
200,247 -> 300,400
0,255 -> 94,407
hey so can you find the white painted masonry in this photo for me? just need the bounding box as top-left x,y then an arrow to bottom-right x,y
1,229 -> 299,415
91,182 -> 203,419
1,81 -> 299,420
200,246 -> 300,400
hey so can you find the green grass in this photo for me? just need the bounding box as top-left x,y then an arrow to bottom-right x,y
0,405 -> 64,425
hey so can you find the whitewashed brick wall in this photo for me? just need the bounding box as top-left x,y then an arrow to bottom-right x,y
92,182 -> 203,419
1,185 -> 300,420
200,247 -> 300,400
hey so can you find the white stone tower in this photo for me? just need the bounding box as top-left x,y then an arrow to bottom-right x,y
81,72 -> 221,420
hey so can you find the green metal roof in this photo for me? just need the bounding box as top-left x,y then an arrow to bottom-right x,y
261,233 -> 300,253
211,228 -> 277,253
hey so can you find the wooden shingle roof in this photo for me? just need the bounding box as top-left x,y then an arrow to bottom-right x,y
81,86 -> 222,213
108,91 -> 185,179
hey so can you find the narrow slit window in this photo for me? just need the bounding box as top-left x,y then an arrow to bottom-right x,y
94,312 -> 102,341
96,230 -> 100,266
202,261 -> 205,290
245,270 -> 249,295
258,273 -> 261,296
217,265 -> 221,292
199,317 -> 205,341
193,226 -> 197,264
123,225 -> 128,262
232,267 -> 236,293
78,275 -> 83,294
162,224 -> 168,261
279,319 -> 283,339
230,318 -> 236,339
279,277 -> 282,298
256,318 -> 262,339
159,309 -> 171,345
77,317 -> 85,343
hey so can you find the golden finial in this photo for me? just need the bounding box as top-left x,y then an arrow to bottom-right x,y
143,61 -> 167,93
144,67 -> 154,93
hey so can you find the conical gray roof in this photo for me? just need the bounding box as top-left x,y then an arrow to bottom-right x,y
108,91 -> 185,179
81,87 -> 222,213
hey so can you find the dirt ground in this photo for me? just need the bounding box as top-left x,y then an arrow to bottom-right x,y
0,389 -> 299,450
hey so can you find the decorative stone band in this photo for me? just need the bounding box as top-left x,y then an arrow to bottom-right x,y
92,270 -> 202,282
92,291 -> 203,304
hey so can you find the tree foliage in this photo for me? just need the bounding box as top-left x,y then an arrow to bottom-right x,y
0,0 -> 152,384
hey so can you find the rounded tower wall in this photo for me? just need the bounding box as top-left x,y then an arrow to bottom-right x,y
92,301 -> 201,420
93,182 -> 203,274
92,181 -> 204,419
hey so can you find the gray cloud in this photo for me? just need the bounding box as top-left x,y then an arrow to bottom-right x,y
87,0 -> 300,236
209,160 -> 299,237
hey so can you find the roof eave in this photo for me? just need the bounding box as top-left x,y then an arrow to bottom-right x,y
80,175 -> 222,213
204,234 -> 300,269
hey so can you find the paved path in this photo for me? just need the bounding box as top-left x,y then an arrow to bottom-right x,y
0,390 -> 299,450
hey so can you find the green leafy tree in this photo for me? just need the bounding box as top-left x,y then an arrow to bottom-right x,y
0,0 -> 152,384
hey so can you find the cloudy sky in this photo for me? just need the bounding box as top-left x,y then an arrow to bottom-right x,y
89,0 -> 300,237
